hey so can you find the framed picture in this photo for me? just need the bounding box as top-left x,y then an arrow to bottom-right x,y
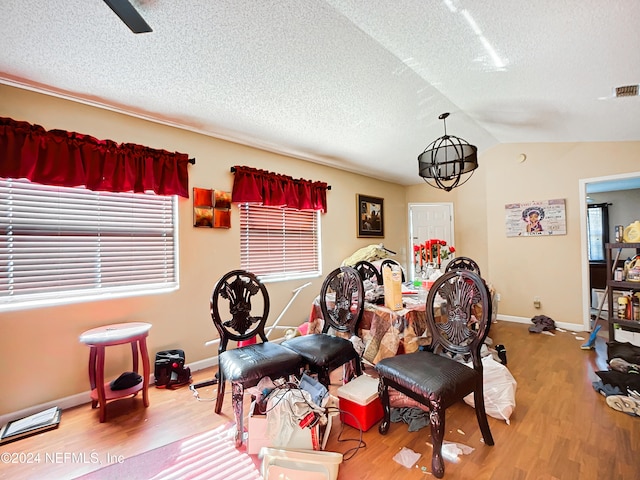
194,188 -> 232,228
357,194 -> 384,238
505,198 -> 567,237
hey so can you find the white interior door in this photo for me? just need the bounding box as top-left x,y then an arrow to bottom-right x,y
408,203 -> 455,280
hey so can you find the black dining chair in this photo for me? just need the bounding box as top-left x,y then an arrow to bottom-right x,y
444,256 -> 481,276
210,270 -> 304,447
375,269 -> 494,478
380,258 -> 405,282
354,260 -> 383,286
282,266 -> 364,387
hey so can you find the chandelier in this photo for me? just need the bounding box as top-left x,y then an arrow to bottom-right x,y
417,113 -> 478,192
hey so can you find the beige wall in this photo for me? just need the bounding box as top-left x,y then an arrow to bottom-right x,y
0,85 -> 406,415
2,84 -> 639,417
408,143 -> 640,328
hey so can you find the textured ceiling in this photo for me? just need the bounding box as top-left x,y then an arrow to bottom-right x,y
1,0 -> 639,185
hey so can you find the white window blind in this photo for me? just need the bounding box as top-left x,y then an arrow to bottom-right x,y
0,178 -> 178,310
239,204 -> 320,282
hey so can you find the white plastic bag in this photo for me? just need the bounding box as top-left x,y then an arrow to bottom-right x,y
441,441 -> 475,463
464,355 -> 517,424
392,447 -> 421,468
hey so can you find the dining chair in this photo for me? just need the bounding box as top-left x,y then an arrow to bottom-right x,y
211,270 -> 304,447
380,258 -> 406,282
354,260 -> 383,286
444,256 -> 481,276
375,269 -> 494,478
282,266 -> 364,387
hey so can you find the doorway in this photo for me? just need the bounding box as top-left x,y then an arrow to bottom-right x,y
408,203 -> 455,282
579,172 -> 640,331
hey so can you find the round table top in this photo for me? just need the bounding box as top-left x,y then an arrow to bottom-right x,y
79,322 -> 152,346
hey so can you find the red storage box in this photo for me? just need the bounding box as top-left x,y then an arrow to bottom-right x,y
336,375 -> 383,431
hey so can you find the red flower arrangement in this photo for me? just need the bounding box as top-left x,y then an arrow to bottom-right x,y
413,239 -> 455,269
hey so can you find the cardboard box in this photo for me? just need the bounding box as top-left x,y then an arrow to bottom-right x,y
336,375 -> 383,431
382,265 -> 403,310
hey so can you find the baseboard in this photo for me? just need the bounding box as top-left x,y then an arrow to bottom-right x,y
0,391 -> 91,430
0,355 -> 220,428
497,314 -> 586,332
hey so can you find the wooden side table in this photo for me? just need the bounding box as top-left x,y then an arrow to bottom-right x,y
79,322 -> 152,422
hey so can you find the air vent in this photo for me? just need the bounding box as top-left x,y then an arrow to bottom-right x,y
615,85 -> 639,97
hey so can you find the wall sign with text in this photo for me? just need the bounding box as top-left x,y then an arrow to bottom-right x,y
505,199 -> 566,237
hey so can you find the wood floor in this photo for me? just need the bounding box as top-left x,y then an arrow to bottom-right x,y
1,320 -> 638,480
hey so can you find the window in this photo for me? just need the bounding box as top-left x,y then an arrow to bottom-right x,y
587,203 -> 610,262
239,204 -> 321,282
0,178 -> 178,311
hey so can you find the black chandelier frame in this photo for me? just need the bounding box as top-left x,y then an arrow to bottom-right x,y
417,113 -> 478,192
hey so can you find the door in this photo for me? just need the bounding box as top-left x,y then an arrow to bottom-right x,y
408,203 -> 455,280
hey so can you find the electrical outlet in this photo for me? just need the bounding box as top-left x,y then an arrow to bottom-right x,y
495,293 -> 501,302
534,296 -> 541,309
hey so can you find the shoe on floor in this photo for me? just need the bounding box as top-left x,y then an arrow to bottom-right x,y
605,395 -> 640,417
628,389 -> 640,401
609,357 -> 640,374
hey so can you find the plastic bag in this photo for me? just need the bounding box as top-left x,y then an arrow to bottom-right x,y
463,355 -> 517,424
392,447 -> 421,468
442,441 -> 475,463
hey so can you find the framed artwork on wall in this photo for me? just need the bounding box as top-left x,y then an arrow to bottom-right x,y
357,194 -> 384,238
193,188 -> 232,228
193,187 -> 214,227
505,198 -> 567,237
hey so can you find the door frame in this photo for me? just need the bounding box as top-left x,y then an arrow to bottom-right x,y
579,171 -> 640,331
407,202 -> 455,281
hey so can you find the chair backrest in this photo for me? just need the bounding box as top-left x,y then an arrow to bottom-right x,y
210,270 -> 270,354
354,260 -> 382,286
425,269 -> 492,370
380,259 -> 405,282
444,256 -> 482,277
319,266 -> 365,335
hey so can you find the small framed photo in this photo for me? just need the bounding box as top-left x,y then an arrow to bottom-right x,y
357,194 -> 384,238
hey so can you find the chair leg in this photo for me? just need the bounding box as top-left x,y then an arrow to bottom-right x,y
353,357 -> 362,377
473,388 -> 495,446
378,379 -> 390,434
214,371 -> 226,414
318,368 -> 331,388
429,407 -> 445,479
231,382 -> 245,447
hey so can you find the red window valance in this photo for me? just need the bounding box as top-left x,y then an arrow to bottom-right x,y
231,165 -> 329,212
0,117 -> 191,198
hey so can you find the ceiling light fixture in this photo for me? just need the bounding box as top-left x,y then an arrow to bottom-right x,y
417,112 -> 478,192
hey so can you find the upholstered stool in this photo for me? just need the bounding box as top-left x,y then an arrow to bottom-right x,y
79,322 -> 151,422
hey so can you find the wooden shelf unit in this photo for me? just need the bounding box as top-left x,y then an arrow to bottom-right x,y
605,242 -> 640,339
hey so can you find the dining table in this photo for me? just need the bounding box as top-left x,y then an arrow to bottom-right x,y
307,291 -> 434,365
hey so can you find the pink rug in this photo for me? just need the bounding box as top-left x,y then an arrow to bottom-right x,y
76,423 -> 262,480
